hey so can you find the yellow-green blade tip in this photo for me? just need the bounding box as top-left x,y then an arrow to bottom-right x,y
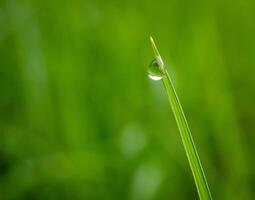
150,36 -> 160,57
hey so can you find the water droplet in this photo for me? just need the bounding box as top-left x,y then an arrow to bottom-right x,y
148,57 -> 164,81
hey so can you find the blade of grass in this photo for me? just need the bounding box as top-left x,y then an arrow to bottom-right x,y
150,36 -> 212,200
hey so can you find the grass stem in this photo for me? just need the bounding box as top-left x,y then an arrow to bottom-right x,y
150,37 -> 212,200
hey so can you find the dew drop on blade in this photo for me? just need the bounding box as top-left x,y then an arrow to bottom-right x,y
148,58 -> 163,81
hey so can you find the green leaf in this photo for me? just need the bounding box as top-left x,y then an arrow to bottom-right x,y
149,37 -> 212,200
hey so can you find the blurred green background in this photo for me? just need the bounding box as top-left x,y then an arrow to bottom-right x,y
1,0 -> 255,199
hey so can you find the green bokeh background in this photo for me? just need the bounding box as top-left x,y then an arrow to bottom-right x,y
1,0 -> 255,199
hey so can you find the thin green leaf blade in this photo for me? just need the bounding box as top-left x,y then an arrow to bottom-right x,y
162,71 -> 212,200
149,37 -> 212,200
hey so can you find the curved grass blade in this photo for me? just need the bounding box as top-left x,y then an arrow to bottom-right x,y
149,36 -> 212,200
